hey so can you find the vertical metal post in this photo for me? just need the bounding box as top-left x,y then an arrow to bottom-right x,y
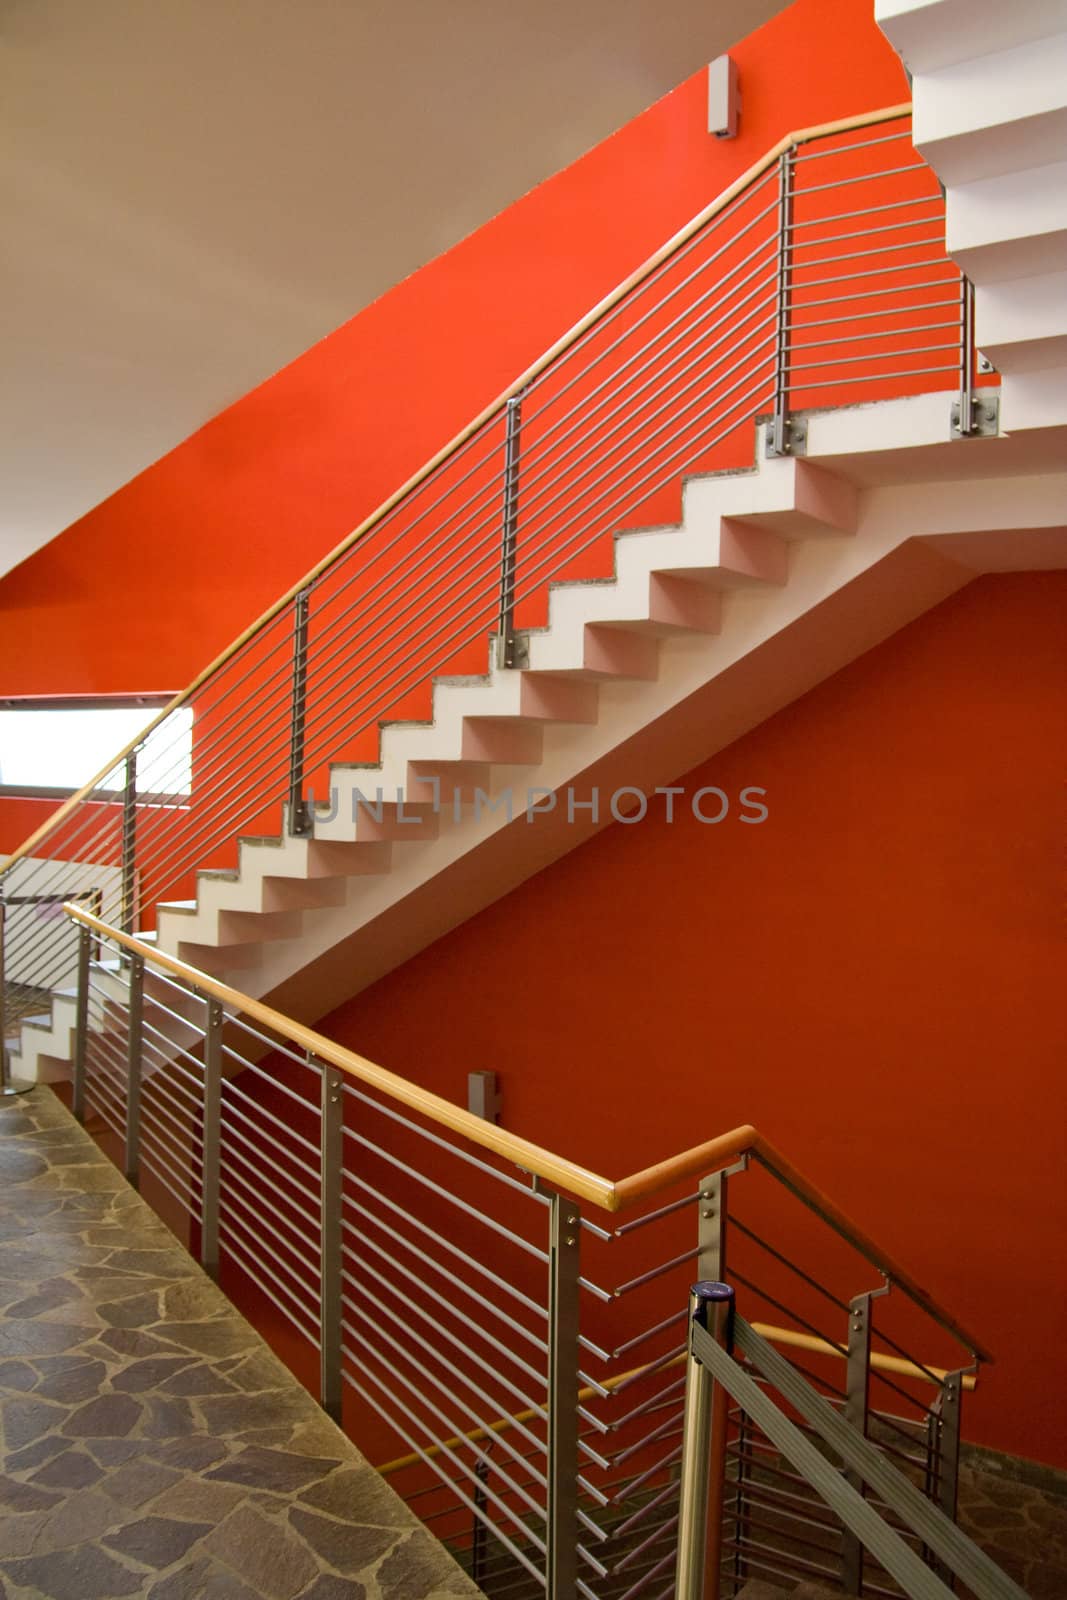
928,1369 -> 965,1588
121,750 -> 138,934
768,146 -> 796,458
0,891 -> 8,1094
955,277 -> 977,437
71,926 -> 92,1123
319,1063 -> 344,1421
0,892 -> 33,1098
496,393 -> 523,669
676,1280 -> 735,1600
698,1171 -> 728,1280
200,994 -> 223,1279
545,1186 -> 580,1600
123,954 -> 144,1187
472,1453 -> 491,1589
842,1292 -> 873,1593
937,1372 -> 963,1523
697,1171 -> 729,1588
288,586 -> 312,836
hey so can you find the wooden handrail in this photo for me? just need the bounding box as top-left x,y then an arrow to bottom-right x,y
0,101 -> 912,878
748,1323 -> 978,1390
63,902 -> 992,1366
375,1321 -> 975,1474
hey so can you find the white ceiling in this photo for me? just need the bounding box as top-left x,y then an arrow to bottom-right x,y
0,0 -> 787,576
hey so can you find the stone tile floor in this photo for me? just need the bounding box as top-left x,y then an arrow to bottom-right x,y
0,1087 -> 482,1600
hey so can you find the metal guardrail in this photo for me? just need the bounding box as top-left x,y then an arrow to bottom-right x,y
0,103 -> 994,1050
676,1289 -> 1026,1600
61,904 -> 994,1600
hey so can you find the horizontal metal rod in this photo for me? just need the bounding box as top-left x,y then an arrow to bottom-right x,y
342,1220 -> 547,1392
345,1366 -> 549,1589
219,1132 -> 322,1234
612,1188 -> 702,1236
788,317 -> 957,352
220,1154 -> 320,1247
795,362 -> 957,389
612,1244 -> 702,1298
793,124 -> 909,162
343,1183 -> 549,1339
342,1080 -> 538,1199
340,1291 -> 550,1507
220,1067 -> 320,1155
343,1327 -> 549,1553
792,339 -> 957,372
219,1199 -> 321,1308
798,159 -> 928,196
220,1231 -> 322,1347
218,1104 -> 323,1205
219,1085 -> 323,1180
340,1267 -> 548,1443
343,1125 -> 548,1264
729,1217 -> 850,1312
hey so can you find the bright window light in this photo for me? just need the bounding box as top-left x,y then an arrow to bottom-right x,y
0,704 -> 193,796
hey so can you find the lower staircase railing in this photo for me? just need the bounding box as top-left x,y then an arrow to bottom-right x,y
51,901 -> 1018,1600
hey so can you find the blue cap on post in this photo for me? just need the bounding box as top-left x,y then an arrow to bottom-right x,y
691,1281 -> 734,1302
689,1280 -> 735,1340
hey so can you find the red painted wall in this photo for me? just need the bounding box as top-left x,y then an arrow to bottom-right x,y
0,0 -> 907,708
311,573 -> 1067,1469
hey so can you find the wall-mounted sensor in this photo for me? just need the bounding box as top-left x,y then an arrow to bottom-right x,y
708,55 -> 739,139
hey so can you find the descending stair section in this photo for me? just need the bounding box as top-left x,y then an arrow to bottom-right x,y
876,0 -> 1067,421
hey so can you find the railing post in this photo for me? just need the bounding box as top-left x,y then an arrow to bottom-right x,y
927,1368 -> 965,1587
123,953 -> 144,1187
676,1280 -> 735,1600
767,146 -> 796,458
495,393 -> 524,670
472,1452 -> 491,1589
0,890 -> 8,1095
288,586 -> 312,836
843,1291 -> 873,1593
71,925 -> 92,1124
545,1186 -> 580,1600
121,750 -> 138,934
936,1372 -> 963,1523
200,994 -> 223,1280
319,1063 -> 344,1421
0,891 -> 32,1099
698,1170 -> 730,1587
954,277 -> 977,437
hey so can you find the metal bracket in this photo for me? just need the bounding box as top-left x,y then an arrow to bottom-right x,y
951,393 -> 999,439
764,416 -> 808,458
467,1069 -> 502,1125
493,631 -> 529,672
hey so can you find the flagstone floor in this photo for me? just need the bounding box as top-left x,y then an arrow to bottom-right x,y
0,1087 -> 481,1600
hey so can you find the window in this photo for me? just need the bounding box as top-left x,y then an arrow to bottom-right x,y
0,698 -> 193,798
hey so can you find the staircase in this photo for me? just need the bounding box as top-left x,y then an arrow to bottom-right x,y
3,82 -> 1067,1085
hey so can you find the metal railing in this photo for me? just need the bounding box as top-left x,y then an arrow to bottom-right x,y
0,102 -> 994,1054
676,1287 -> 1025,1600
61,901 -> 1003,1600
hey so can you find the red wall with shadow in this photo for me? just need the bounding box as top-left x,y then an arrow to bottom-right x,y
309,573 -> 1067,1471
